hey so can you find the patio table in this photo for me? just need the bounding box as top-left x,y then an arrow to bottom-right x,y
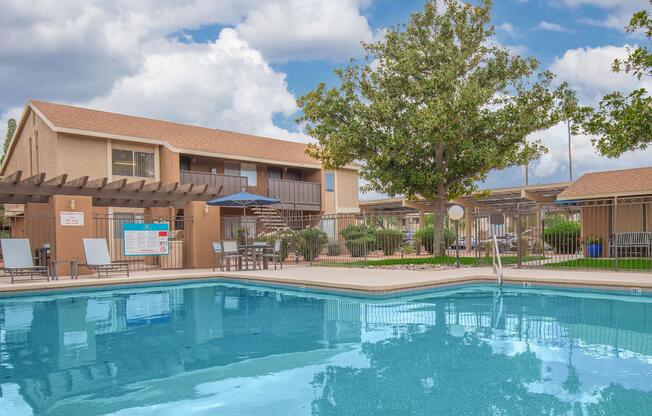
238,244 -> 270,270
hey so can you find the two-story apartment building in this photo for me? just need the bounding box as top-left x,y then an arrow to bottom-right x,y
1,100 -> 360,219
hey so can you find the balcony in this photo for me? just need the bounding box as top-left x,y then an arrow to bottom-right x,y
268,178 -> 321,211
180,170 -> 247,195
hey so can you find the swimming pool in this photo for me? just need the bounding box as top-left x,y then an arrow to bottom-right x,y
1,280 -> 651,415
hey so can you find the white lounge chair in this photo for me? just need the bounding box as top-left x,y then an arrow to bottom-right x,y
0,238 -> 49,283
82,238 -> 130,278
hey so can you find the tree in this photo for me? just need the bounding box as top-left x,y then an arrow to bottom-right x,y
578,1 -> 652,157
1,118 -> 16,165
298,0 -> 564,254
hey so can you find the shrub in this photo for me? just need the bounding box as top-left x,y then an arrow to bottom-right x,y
374,229 -> 403,255
345,237 -> 376,257
297,228 -> 328,261
543,219 -> 580,254
258,229 -> 296,261
414,226 -> 456,254
327,243 -> 341,256
340,223 -> 376,241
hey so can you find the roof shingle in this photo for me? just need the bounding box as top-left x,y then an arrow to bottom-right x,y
31,100 -> 319,167
557,166 -> 652,200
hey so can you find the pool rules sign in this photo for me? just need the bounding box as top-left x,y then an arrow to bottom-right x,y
123,223 -> 170,256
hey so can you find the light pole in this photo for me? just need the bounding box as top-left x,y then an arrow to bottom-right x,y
448,205 -> 464,268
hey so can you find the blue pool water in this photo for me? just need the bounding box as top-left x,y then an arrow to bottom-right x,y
1,281 -> 652,415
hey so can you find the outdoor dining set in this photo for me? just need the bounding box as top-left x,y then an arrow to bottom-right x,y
211,240 -> 283,272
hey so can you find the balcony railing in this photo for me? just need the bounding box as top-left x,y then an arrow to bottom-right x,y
180,170 -> 247,195
268,178 -> 321,211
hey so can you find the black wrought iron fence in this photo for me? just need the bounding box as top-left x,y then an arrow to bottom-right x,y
92,213 -> 191,271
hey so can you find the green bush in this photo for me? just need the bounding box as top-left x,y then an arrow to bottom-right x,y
543,219 -> 580,254
259,229 -> 296,261
340,224 -> 376,242
327,243 -> 341,256
374,229 -> 403,255
414,226 -> 455,254
297,228 -> 328,261
345,237 -> 376,257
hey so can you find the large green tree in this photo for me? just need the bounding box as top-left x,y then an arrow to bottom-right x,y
578,1 -> 652,157
298,0 -> 564,254
1,118 -> 16,165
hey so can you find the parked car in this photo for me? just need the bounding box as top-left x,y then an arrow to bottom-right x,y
449,236 -> 478,250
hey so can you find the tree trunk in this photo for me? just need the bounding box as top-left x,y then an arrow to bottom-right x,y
432,198 -> 446,256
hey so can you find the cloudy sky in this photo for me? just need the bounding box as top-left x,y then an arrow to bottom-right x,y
1,0 -> 650,199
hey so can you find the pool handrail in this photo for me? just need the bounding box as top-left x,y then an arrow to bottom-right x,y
492,234 -> 503,286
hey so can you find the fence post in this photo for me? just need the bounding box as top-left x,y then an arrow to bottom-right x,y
516,203 -> 523,268
614,197 -> 619,271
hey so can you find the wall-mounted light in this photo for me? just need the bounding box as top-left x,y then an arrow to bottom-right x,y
204,204 -> 209,214
68,199 -> 76,210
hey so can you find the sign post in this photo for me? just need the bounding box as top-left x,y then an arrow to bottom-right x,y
123,223 -> 170,256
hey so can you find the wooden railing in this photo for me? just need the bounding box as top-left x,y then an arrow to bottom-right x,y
268,178 -> 321,211
180,170 -> 247,195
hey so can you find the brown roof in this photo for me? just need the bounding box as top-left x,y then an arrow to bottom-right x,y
29,100 -> 320,167
557,166 -> 652,200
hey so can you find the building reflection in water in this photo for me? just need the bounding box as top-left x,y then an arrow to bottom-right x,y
0,283 -> 651,415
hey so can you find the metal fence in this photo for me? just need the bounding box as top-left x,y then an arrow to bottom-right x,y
217,197 -> 652,272
92,213 -> 192,271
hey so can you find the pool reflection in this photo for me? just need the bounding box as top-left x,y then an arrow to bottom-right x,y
0,283 -> 651,415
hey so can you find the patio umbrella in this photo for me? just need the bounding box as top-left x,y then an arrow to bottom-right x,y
207,190 -> 280,216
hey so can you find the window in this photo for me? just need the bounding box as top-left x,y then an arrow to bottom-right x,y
325,171 -> 335,192
112,149 -> 155,177
224,161 -> 240,177
135,152 -> 154,177
241,163 -> 257,186
286,168 -> 303,181
268,166 -> 282,180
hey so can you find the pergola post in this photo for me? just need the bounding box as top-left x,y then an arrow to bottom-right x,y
184,201 -> 221,269
50,195 -> 94,276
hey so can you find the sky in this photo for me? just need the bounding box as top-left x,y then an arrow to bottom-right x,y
1,0 -> 650,200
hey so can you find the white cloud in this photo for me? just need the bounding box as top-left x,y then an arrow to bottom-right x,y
550,44 -> 652,104
85,29 -> 307,142
536,21 -> 568,32
236,0 -> 374,62
530,123 -> 652,181
498,22 -> 518,37
0,0 -> 377,144
558,0 -> 649,31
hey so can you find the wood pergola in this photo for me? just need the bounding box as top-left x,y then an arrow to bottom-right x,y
0,171 -> 223,208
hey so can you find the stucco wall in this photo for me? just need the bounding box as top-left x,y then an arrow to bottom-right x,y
160,146 -> 180,183
335,168 -> 360,213
4,108 -> 58,176
57,133 -> 108,178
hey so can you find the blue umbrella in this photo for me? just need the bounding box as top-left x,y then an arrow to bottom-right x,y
207,191 -> 280,215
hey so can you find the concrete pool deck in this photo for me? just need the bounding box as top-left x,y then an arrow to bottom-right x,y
0,265 -> 651,294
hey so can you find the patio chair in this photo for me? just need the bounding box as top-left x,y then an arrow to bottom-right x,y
220,241 -> 241,271
212,241 -> 223,272
251,241 -> 268,269
260,239 -> 283,270
0,238 -> 49,283
81,238 -> 130,278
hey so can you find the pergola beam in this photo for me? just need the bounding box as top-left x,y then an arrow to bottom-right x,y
0,171 -> 225,207
520,189 -> 555,203
402,200 -> 431,211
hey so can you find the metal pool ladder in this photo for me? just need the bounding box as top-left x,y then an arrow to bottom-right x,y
491,235 -> 503,286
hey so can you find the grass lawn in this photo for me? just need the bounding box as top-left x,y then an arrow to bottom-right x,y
318,255 -> 545,268
542,258 -> 652,270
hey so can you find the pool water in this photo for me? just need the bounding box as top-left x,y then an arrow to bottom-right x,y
1,281 -> 652,415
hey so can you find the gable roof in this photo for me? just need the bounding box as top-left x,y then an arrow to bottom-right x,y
5,100 -> 322,173
557,166 -> 652,200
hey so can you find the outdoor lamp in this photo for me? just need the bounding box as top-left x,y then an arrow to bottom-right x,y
448,205 -> 464,268
68,199 -> 76,210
